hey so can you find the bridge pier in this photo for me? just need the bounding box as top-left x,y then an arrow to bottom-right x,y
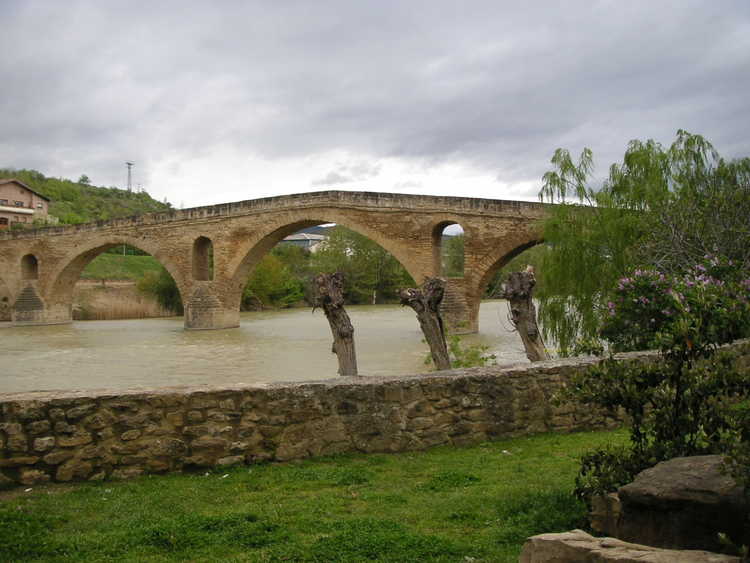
11,284 -> 72,326
441,279 -> 479,334
184,284 -> 240,330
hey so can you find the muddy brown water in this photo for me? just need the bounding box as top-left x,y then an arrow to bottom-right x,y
0,300 -> 529,394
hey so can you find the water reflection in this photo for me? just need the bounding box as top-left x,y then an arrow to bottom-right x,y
1,300 -> 528,394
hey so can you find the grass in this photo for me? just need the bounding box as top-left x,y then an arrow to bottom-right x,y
0,429 -> 626,562
81,254 -> 162,280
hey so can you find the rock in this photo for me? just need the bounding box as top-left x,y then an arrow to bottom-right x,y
19,468 -> 50,486
0,456 -> 39,467
66,404 -> 97,420
590,492 -> 621,537
57,428 -> 92,447
217,455 -> 244,466
618,455 -> 748,552
33,436 -> 56,452
111,467 -> 144,480
26,420 -> 51,435
519,529 -> 739,563
56,459 -> 93,481
43,450 -> 74,465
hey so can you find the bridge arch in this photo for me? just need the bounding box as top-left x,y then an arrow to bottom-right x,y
226,212 -> 424,314
476,238 -> 544,302
46,236 -> 188,324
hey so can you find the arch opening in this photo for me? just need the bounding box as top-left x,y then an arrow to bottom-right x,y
192,236 -> 214,281
233,220 -> 416,314
21,254 -> 39,280
54,241 -> 184,321
480,240 -> 545,300
433,222 -> 465,278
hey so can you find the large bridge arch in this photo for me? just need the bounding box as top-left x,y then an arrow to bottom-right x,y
223,210 -> 429,314
41,236 -> 189,326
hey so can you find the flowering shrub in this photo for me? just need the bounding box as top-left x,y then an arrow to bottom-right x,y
563,255 -> 750,501
601,255 -> 750,354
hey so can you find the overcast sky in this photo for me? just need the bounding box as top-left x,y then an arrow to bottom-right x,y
2,1 -> 749,208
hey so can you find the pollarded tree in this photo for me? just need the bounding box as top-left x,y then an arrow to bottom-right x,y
537,130 -> 750,355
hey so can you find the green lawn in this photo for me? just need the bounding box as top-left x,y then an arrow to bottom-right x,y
0,429 -> 625,562
81,254 -> 162,280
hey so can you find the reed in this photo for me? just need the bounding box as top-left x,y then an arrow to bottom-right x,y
73,281 -> 173,321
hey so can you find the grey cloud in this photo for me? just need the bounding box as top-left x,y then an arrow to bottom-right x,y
312,160 -> 382,187
1,0 -> 749,199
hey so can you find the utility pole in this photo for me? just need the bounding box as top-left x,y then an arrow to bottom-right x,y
125,161 -> 134,192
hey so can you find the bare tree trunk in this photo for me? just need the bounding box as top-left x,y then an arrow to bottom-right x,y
502,266 -> 550,362
400,277 -> 451,370
314,272 -> 358,376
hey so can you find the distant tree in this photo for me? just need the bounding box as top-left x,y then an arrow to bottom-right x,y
0,168 -> 172,225
242,253 -> 305,309
441,235 -> 464,277
311,227 -> 414,304
136,267 -> 183,314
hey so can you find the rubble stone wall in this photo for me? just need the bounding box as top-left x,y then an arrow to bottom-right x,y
2,341 -> 747,489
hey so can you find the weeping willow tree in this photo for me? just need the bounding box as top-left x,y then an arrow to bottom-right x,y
537,129 -> 750,355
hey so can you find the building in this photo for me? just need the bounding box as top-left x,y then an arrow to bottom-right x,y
280,231 -> 327,252
0,179 -> 50,229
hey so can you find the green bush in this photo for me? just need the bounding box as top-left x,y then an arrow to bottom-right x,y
561,255 -> 750,500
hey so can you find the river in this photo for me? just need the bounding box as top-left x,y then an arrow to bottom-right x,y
1,300 -> 529,394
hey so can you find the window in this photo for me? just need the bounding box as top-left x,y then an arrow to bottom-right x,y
37,203 -> 44,209
192,236 -> 214,281
12,216 -> 20,222
0,218 -> 8,226
14,201 -> 24,207
22,255 -> 39,279
0,199 -> 7,205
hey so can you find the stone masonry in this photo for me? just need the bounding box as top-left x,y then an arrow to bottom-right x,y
0,191 -> 547,332
0,351 -> 635,489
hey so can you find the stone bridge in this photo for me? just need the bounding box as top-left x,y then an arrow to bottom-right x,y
0,191 -> 546,332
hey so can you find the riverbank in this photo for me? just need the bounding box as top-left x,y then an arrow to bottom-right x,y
73,279 -> 171,320
0,428 -> 625,562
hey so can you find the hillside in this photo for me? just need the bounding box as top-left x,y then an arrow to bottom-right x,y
0,168 -> 172,224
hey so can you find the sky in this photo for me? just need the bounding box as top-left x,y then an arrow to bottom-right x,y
2,1 -> 749,208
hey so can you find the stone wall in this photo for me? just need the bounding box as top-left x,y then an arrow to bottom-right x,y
0,353 -> 633,489
3,342 -> 749,488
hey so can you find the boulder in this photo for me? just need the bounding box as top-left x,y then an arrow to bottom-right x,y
520,529 -> 738,563
617,455 -> 748,552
